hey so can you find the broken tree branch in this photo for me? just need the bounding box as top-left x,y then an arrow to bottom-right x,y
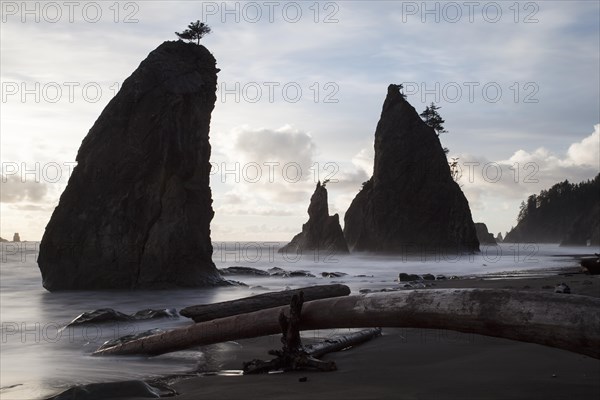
304,328 -> 382,358
93,289 -> 600,359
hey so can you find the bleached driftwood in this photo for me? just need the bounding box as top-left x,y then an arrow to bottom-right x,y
94,289 -> 600,358
180,284 -> 351,322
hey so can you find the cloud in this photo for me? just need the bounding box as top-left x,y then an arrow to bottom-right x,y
0,175 -> 49,203
212,124 -> 319,207
565,124 -> 600,168
455,125 -> 600,232
232,125 -> 316,175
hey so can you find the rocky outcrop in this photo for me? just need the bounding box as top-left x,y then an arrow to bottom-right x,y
344,85 -> 479,253
505,174 -> 599,245
12,233 -> 20,242
38,41 -> 223,290
0,237 -> 8,243
279,182 -> 349,255
475,223 -> 497,245
496,232 -> 504,243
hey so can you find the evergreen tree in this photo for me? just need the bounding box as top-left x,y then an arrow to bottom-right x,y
175,21 -> 211,45
420,102 -> 447,135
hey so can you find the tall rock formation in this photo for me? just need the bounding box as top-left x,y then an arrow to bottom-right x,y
344,85 -> 479,253
475,223 -> 497,245
38,41 -> 223,290
12,233 -> 20,242
279,182 -> 349,255
496,232 -> 504,243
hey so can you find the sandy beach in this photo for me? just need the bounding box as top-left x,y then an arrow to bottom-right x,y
155,272 -> 600,400
45,270 -> 598,400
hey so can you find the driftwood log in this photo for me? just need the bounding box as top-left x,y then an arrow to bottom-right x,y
243,292 -> 337,374
242,293 -> 383,374
179,284 -> 351,322
304,327 -> 382,358
94,289 -> 600,358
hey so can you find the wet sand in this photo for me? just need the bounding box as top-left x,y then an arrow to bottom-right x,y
50,270 -> 600,399
428,270 -> 600,298
159,272 -> 600,400
168,328 -> 599,400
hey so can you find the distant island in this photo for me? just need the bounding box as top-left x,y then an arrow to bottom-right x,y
505,174 -> 600,246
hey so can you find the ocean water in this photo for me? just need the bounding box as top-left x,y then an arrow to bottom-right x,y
0,241 -> 596,399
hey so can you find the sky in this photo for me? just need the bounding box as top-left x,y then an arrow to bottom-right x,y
1,0 -> 599,242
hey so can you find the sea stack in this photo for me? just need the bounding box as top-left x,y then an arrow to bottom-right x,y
344,84 -> 479,253
279,182 -> 349,255
475,223 -> 497,245
38,41 -> 223,290
12,233 -> 20,242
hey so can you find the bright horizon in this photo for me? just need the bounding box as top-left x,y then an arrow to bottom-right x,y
1,1 -> 599,242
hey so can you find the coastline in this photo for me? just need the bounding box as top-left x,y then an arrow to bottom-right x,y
44,267 -> 600,400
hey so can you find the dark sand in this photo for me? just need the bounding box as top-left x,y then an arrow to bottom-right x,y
155,272 -> 600,400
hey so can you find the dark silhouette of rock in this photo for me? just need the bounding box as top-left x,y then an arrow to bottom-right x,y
321,271 -> 348,278
12,233 -> 20,242
398,273 -> 421,282
66,307 -> 178,327
219,266 -> 270,276
475,223 -> 497,245
267,267 -> 315,278
0,237 -> 8,243
422,273 -> 435,281
496,232 -> 503,243
554,283 -> 571,294
279,182 -> 349,255
50,380 -> 175,400
344,85 -> 479,253
38,41 -> 223,290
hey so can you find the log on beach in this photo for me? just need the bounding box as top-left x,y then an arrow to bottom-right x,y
94,289 -> 600,359
180,284 -> 351,322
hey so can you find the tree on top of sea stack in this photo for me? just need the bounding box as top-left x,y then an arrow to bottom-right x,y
420,102 -> 447,136
175,20 -> 211,45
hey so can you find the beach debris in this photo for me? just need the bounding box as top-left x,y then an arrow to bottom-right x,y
242,292 -> 337,374
93,289 -> 600,359
66,308 -> 178,327
554,283 -> 571,294
180,284 -> 351,323
242,293 -> 383,374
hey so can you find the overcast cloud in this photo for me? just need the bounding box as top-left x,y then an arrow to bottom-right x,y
1,1 -> 598,241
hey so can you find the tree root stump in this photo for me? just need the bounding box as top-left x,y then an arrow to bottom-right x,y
243,292 -> 337,374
